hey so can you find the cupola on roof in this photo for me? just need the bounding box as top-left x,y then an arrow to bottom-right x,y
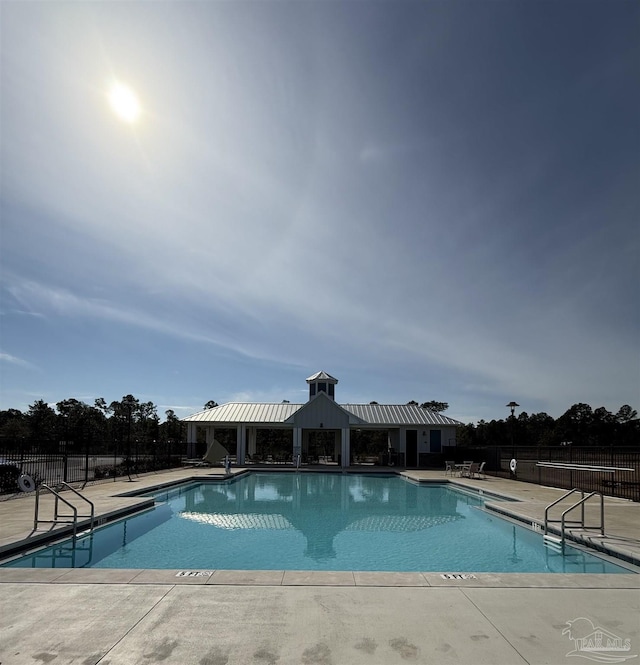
306,370 -> 338,400
306,371 -> 338,383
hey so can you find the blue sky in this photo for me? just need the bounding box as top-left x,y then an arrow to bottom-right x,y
1,1 -> 638,424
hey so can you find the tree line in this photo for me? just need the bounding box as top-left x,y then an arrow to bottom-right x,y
403,399 -> 637,448
0,395 -> 197,449
0,396 -> 637,450
455,403 -> 638,448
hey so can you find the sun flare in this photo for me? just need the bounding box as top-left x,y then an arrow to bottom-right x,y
108,82 -> 142,123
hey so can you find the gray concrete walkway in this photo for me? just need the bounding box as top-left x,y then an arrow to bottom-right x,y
1,468 -> 638,665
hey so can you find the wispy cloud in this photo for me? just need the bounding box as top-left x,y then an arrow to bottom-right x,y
0,352 -> 38,371
4,280 -> 276,361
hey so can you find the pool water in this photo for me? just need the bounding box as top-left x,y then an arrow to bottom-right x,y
4,473 -> 632,573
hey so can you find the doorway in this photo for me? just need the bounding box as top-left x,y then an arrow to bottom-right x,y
405,429 -> 418,467
430,429 -> 442,453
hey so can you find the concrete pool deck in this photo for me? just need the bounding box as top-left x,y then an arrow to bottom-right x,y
1,468 -> 639,664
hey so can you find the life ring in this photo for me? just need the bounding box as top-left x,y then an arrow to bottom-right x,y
18,473 -> 35,492
509,459 -> 517,474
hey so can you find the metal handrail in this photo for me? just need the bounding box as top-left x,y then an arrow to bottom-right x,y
544,488 -> 605,546
35,484 -> 79,540
544,488 -> 584,534
560,492 -> 604,546
34,483 -> 95,541
56,482 -> 95,532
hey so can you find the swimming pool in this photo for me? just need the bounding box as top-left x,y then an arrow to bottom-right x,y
3,473 -> 633,573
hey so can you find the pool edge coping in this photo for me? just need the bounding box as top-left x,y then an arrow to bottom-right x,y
0,567 -> 639,588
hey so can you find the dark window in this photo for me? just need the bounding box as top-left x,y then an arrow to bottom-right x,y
328,384 -> 335,398
318,382 -> 327,393
310,384 -> 316,397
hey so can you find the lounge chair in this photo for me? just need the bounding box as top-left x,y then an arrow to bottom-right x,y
181,457 -> 207,467
444,460 -> 455,476
474,461 -> 486,479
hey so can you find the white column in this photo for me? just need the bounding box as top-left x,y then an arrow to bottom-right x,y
293,428 -> 302,458
341,427 -> 350,468
237,424 -> 246,465
186,423 -> 197,458
247,427 -> 257,458
202,427 -> 216,461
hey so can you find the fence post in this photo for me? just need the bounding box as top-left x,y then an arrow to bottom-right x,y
61,441 -> 68,483
83,439 -> 89,488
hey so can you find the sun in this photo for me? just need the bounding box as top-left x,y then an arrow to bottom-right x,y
108,82 -> 142,123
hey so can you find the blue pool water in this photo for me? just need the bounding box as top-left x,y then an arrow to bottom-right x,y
4,473 -> 632,573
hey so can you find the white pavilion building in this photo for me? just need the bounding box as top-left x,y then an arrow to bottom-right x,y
183,371 -> 462,468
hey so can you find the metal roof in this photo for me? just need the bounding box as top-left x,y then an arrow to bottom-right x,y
340,404 -> 462,426
183,402 -> 461,426
184,402 -> 302,424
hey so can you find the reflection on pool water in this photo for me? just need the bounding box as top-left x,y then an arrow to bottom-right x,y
3,473 -> 633,573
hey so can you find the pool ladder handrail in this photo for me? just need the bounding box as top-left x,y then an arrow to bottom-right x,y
543,488 -> 604,547
34,482 -> 95,541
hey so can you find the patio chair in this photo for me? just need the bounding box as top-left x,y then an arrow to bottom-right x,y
462,462 -> 479,478
444,460 -> 455,476
474,461 -> 486,479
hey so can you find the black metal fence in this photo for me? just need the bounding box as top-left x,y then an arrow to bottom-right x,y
443,446 -> 640,502
3,439 -> 638,502
0,440 -> 184,494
